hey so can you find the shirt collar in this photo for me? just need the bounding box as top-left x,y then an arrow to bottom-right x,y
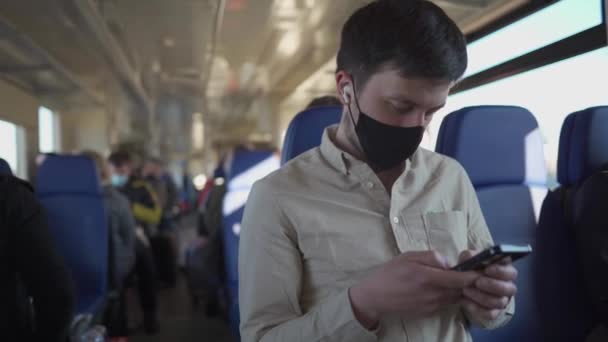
320,124 -> 414,178
320,125 -> 349,175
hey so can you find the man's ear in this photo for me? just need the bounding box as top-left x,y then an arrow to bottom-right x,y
336,71 -> 354,106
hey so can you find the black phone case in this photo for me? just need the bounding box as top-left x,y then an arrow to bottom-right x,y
452,245 -> 531,271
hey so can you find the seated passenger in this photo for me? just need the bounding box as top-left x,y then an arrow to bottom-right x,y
238,1 -> 518,341
83,151 -> 136,288
0,175 -> 74,341
82,150 -> 136,338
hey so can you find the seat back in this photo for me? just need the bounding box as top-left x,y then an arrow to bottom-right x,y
535,107 -> 608,341
0,158 -> 12,175
557,106 -> 608,187
36,155 -> 108,315
222,148 -> 280,339
436,106 -> 547,341
281,106 -> 342,164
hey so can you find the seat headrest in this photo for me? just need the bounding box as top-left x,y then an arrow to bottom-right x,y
436,106 -> 546,188
558,106 -> 608,186
0,158 -> 12,175
36,155 -> 102,195
281,106 -> 342,164
223,149 -> 279,217
227,148 -> 279,190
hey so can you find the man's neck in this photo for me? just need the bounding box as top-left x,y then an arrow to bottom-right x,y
334,113 -> 364,161
334,114 -> 405,194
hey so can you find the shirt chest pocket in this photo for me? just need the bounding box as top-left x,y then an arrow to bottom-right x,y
298,215 -> 392,275
404,211 -> 468,265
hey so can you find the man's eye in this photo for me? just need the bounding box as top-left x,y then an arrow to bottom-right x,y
393,105 -> 413,114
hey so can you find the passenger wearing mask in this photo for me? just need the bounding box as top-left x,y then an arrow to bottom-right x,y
239,1 -> 518,341
108,151 -> 161,334
82,151 -> 136,337
0,175 -> 74,341
83,151 -> 136,291
108,151 -> 162,237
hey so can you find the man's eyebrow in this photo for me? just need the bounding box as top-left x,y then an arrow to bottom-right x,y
388,96 -> 446,111
387,96 -> 417,106
429,103 -> 446,111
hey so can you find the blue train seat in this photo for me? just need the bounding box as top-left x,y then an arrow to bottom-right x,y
0,158 -> 12,175
281,106 -> 342,164
36,155 -> 108,316
535,106 -> 608,341
222,148 -> 280,339
436,106 -> 547,341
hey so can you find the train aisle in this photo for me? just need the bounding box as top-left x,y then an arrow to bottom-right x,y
130,214 -> 234,342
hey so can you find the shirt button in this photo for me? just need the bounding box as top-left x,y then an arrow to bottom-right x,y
366,182 -> 374,189
393,216 -> 400,224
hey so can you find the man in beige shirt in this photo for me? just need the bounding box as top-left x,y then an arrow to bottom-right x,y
239,1 -> 517,341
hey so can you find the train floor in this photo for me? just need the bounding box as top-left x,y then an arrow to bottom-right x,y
128,214 -> 235,342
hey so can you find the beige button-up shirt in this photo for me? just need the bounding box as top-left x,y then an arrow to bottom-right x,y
239,126 -> 514,342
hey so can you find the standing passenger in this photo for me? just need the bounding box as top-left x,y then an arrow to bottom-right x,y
108,151 -> 161,334
239,1 -> 518,341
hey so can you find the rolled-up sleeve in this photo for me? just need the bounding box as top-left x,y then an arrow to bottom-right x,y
238,181 -> 377,342
461,168 -> 515,330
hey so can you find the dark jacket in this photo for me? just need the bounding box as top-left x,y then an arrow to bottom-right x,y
102,185 -> 136,289
162,173 -> 179,214
200,183 -> 227,283
119,177 -> 162,234
0,176 -> 74,342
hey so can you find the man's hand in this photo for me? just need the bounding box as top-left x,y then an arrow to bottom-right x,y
459,250 -> 518,322
349,251 -> 480,330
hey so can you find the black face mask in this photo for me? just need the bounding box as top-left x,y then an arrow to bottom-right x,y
348,87 -> 424,171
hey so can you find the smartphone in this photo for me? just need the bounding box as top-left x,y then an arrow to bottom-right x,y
451,244 -> 532,272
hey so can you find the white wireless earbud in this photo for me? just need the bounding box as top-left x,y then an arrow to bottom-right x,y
342,85 -> 352,104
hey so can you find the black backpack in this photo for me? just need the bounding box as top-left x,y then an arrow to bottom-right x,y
570,164 -> 608,326
0,176 -> 37,338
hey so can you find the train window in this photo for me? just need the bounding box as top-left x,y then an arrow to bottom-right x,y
426,46 -> 608,186
0,120 -> 27,178
0,120 -> 18,172
39,106 -> 61,153
192,112 -> 205,150
465,0 -> 603,78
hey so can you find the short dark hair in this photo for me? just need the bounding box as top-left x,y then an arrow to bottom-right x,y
108,151 -> 132,167
145,156 -> 164,166
337,0 -> 467,89
305,96 -> 342,109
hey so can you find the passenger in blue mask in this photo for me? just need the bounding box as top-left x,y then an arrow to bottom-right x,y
108,151 -> 162,233
239,1 -> 519,342
111,174 -> 129,188
108,151 -> 162,335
